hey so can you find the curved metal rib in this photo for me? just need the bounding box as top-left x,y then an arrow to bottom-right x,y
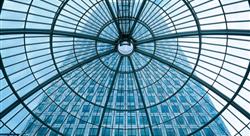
96,56 -> 123,136
0,28 -> 115,44
104,0 -> 122,35
0,49 -> 115,119
128,0 -> 147,36
135,29 -> 250,45
135,49 -> 250,120
128,56 -> 154,136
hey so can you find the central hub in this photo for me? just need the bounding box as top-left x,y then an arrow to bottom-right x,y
118,41 -> 134,55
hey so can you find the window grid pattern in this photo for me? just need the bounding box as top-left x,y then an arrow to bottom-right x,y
0,0 -> 250,136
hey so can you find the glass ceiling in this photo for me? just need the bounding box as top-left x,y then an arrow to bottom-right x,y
0,0 -> 250,135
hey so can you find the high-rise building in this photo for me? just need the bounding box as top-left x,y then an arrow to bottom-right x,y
2,0 -> 250,136
21,1 -> 230,136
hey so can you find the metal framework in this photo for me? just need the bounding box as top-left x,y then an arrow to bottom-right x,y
0,0 -> 250,136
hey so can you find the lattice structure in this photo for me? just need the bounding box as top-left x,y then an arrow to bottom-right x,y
0,0 -> 250,136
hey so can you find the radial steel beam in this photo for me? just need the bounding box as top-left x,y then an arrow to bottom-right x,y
0,29 -> 115,44
0,0 -> 4,13
128,56 -> 154,136
135,29 -> 250,45
0,49 -> 115,119
128,0 -> 147,36
104,0 -> 122,35
136,49 -> 250,120
0,56 -> 63,135
188,61 -> 250,136
96,56 -> 123,136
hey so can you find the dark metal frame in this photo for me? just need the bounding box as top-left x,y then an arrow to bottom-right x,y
1,0 -> 250,135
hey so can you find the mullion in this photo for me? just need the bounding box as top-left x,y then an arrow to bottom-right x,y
21,78 -> 65,134
96,56 -> 123,135
128,56 -> 154,136
136,49 -> 250,121
154,68 -> 203,134
189,79 -> 249,134
6,0 -> 55,14
141,2 -> 164,27
166,70 -> 223,135
0,50 -> 115,119
138,1 -> 155,24
150,67 -> 195,134
58,68 -> 109,134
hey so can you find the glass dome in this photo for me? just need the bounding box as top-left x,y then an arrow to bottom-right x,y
0,0 -> 249,136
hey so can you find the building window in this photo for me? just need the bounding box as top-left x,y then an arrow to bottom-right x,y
166,128 -> 175,136
63,128 -> 73,135
54,115 -> 64,124
89,128 -> 98,136
151,116 -> 160,125
79,116 -> 88,124
127,116 -> 136,125
150,107 -> 158,113
91,116 -> 100,124
82,105 -> 90,112
161,105 -> 169,113
101,128 -> 111,136
116,96 -> 124,103
115,129 -> 123,136
127,129 -> 136,136
45,115 -> 53,124
178,128 -> 187,135
75,128 -> 84,136
115,116 -> 124,125
186,116 -> 196,125
67,116 -> 76,124
139,116 -> 147,125
153,128 -> 162,136
176,116 -> 185,125
103,116 -> 112,125
141,128 -> 150,136
37,127 -> 48,136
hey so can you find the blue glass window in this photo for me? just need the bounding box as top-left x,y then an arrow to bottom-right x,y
204,128 -> 215,136
115,129 -> 123,136
127,96 -> 134,102
82,105 -> 90,112
102,128 -> 111,136
79,116 -> 88,124
141,128 -> 150,136
75,128 -> 84,136
91,116 -> 100,124
115,116 -> 124,125
128,116 -> 136,125
161,105 -> 169,113
151,116 -> 160,125
45,115 -> 53,124
128,129 -> 136,136
186,116 -> 196,125
139,116 -> 147,125
103,116 -> 112,125
178,128 -> 187,135
153,128 -> 162,136
116,96 -> 124,103
166,128 -> 175,136
48,104 -> 56,112
150,107 -> 158,113
172,105 -> 180,113
37,127 -> 48,136
54,115 -> 64,124
89,128 -> 98,136
63,128 -> 73,135
67,116 -> 76,124
163,116 -> 172,125
176,116 -> 185,125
